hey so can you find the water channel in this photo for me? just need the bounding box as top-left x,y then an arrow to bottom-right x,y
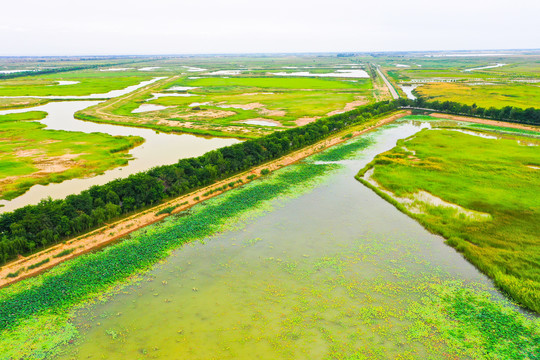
55,119 -> 522,359
0,94 -> 239,213
399,84 -> 418,100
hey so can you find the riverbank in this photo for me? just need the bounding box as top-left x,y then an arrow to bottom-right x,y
355,124 -> 540,312
428,112 -> 540,132
0,100 -> 239,213
0,111 -> 145,201
3,114 -> 537,360
0,110 -> 410,287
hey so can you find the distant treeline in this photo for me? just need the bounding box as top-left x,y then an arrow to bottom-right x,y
407,97 -> 540,126
0,65 -> 108,80
0,98 -> 538,265
0,100 -> 400,265
0,60 -> 147,80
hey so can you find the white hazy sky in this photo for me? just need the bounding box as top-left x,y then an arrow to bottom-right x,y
0,0 -> 539,56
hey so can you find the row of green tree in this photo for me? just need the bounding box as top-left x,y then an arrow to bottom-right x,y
0,59 -> 149,80
0,65 -> 105,80
409,96 -> 540,125
1,98 -> 538,264
0,100 -> 400,264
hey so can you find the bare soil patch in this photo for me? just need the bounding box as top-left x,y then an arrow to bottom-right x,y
218,102 -> 264,110
327,97 -> 368,116
258,108 -> 286,117
295,117 -> 320,126
176,109 -> 236,119
34,153 -> 84,173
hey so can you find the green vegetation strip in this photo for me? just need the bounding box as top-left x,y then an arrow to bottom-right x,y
0,127 -> 538,359
356,127 -> 540,312
0,72 -> 152,97
0,111 -> 143,201
0,100 -> 400,265
415,82 -> 540,109
0,162 -> 340,358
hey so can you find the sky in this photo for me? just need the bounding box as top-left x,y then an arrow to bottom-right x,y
0,0 -> 539,56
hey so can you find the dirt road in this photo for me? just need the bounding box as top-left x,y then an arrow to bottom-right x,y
0,111 -> 411,288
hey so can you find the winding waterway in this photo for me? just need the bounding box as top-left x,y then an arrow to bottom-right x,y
0,100 -> 239,212
55,119 -> 522,359
400,84 -> 418,100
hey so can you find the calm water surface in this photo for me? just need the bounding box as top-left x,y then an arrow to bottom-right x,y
57,121 -> 509,359
0,100 -> 238,212
399,85 -> 418,100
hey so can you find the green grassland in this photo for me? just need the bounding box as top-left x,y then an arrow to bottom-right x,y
0,70 -> 153,97
414,82 -> 540,109
2,57 -> 375,138
0,132 -> 537,359
0,111 -> 143,200
126,54 -> 366,72
379,54 -> 540,109
357,125 -> 540,312
180,76 -> 369,90
208,91 -> 360,118
77,75 -> 373,138
0,97 -> 49,110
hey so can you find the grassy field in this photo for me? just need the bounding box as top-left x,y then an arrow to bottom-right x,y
0,98 -> 49,110
0,71 -> 153,97
0,129 -> 537,359
378,53 -> 540,108
1,56 -> 379,138
179,76 -> 369,90
77,75 -> 374,138
0,111 -> 143,200
357,124 -> 540,312
414,82 -> 540,108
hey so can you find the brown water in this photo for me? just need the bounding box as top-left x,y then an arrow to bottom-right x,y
0,100 -> 239,212
56,121 -> 510,360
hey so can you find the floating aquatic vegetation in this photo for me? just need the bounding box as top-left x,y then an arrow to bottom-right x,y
0,161 -> 340,358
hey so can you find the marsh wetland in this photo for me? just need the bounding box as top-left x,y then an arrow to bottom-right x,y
0,54 -> 539,359
1,117 -> 538,359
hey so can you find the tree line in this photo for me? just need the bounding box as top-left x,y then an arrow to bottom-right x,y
0,65 -> 111,80
0,98 -> 537,265
0,100 -> 400,264
408,96 -> 540,126
0,59 -> 149,80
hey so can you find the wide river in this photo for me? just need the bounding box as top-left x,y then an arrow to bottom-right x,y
0,96 -> 239,213
55,119 -> 521,359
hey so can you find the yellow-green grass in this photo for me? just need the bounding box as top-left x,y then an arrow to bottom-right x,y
486,61 -> 540,76
0,73 -> 153,97
387,69 -> 495,82
147,91 -> 363,122
0,112 -> 143,200
174,76 -> 371,91
357,126 -> 540,312
385,56 -> 540,86
0,111 -> 48,122
80,75 -> 373,137
415,82 -> 540,109
0,98 -> 49,110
